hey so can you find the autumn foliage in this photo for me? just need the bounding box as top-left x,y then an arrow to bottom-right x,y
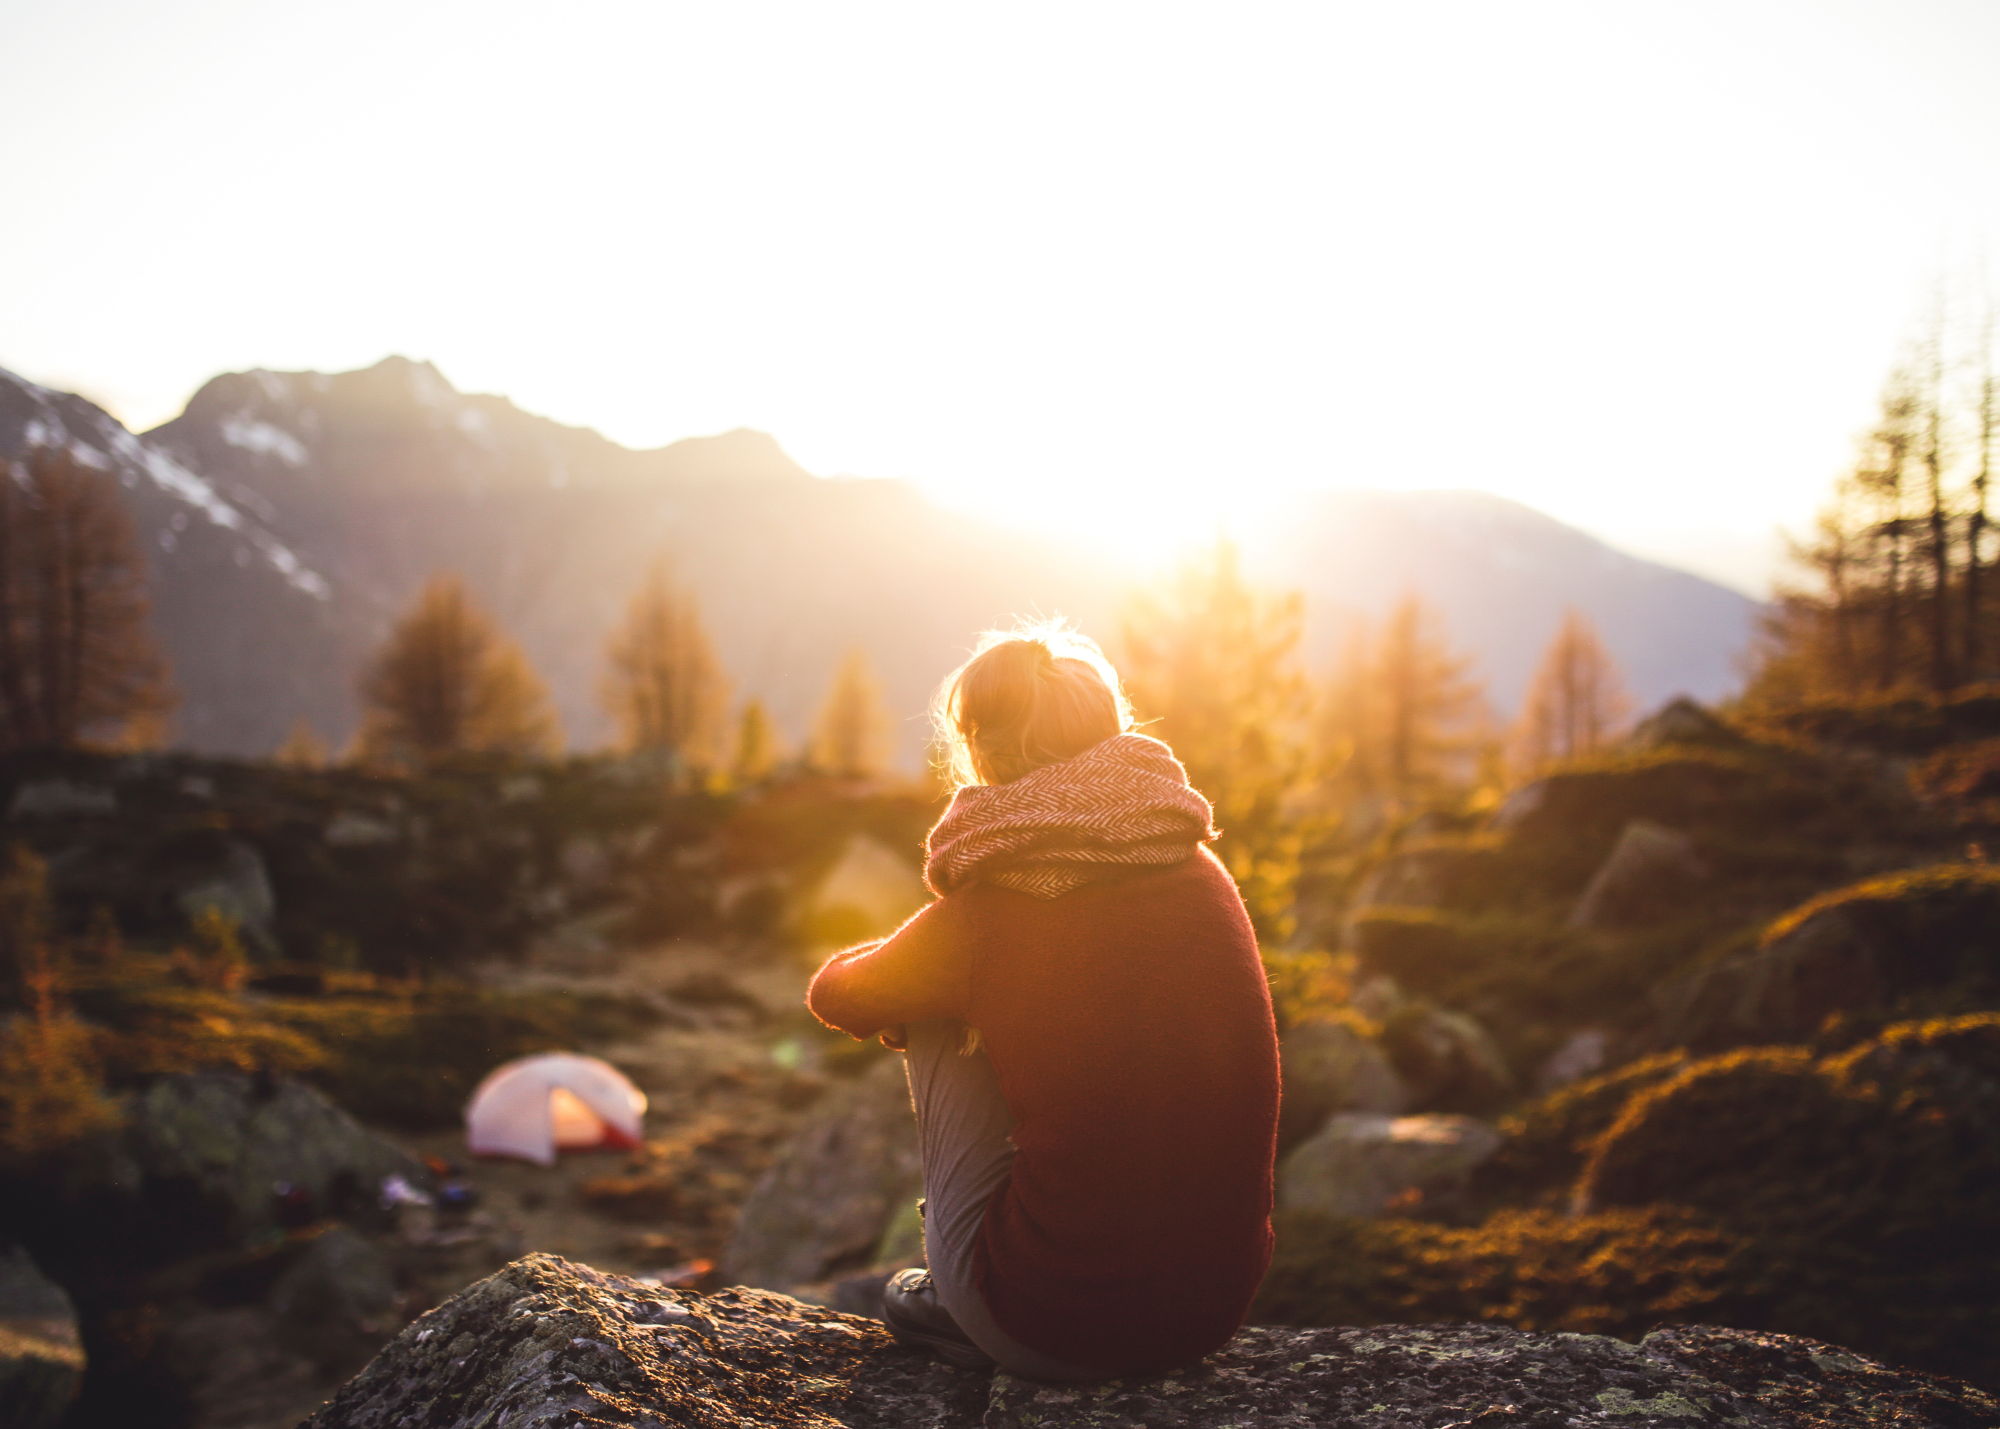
356,574 -> 560,768
0,445 -> 171,750
602,560 -> 730,769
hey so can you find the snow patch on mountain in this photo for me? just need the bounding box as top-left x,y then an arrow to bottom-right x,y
0,364 -> 331,601
222,415 -> 308,466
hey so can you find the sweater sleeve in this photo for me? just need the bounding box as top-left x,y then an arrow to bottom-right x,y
806,896 -> 973,1041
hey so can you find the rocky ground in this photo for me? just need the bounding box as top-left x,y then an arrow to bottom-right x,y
32,932 -> 859,1429
12,701 -> 2000,1425
302,1253 -> 2000,1429
268,939 -> 840,1429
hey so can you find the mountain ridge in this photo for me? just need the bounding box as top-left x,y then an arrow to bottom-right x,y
3,356 -> 1759,759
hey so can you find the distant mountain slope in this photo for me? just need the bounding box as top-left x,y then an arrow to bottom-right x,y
0,366 -> 336,751
142,357 -> 1117,757
4,356 -> 1760,760
1250,490 -> 1760,712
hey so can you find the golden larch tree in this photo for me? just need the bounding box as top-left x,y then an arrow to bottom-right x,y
811,648 -> 893,778
602,560 -> 729,769
357,574 -> 560,768
731,698 -> 781,783
0,845 -> 119,1160
273,715 -> 330,768
1326,595 -> 1487,811
1747,291 -> 2000,703
1512,608 -> 1631,774
1119,540 -> 1310,937
0,446 -> 172,750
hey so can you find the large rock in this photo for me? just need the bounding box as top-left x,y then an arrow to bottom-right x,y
1654,864 -> 2000,1051
42,825 -> 281,952
272,1226 -> 401,1336
1653,910 -> 1885,1051
1570,819 -> 1710,931
723,1055 -> 923,1290
303,1252 -> 2000,1428
1344,843 -> 1501,931
0,1245 -> 84,1429
1536,1026 -> 1611,1092
1380,1004 -> 1515,1111
1276,1019 -> 1407,1153
5,778 -> 116,819
173,837 -> 278,951
1627,697 -> 1744,751
1278,1112 -> 1503,1218
110,1072 -> 428,1246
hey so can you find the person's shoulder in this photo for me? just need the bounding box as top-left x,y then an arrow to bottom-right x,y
1096,847 -> 1245,908
1181,845 -> 1246,896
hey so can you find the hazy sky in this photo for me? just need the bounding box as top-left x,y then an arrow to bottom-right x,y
5,0 -> 1999,593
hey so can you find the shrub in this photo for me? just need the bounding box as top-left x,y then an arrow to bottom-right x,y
1474,1052 -> 1692,1204
169,908 -> 249,991
1261,948 -> 1356,1034
1571,1021 -> 2000,1386
0,949 -> 122,1162
1271,1018 -> 2000,1387
1578,1048 -> 1865,1224
1351,906 -> 1481,989
1252,1206 -> 1748,1337
286,987 -> 660,1129
1759,863 -> 2000,998
74,967 -> 324,1084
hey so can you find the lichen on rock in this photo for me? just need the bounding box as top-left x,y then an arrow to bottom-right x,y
305,1254 -> 2000,1428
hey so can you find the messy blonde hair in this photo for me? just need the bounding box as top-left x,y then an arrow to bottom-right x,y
931,619 -> 1133,789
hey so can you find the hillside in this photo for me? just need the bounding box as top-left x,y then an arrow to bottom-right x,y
4,358 -> 1760,759
0,368 -> 337,753
1251,489 -> 1759,712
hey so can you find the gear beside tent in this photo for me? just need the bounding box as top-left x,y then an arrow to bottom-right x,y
465,1053 -> 646,1166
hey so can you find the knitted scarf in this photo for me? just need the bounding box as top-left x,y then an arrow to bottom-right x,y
924,733 -> 1218,900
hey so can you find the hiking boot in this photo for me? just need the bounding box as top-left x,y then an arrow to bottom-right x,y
881,1268 -> 996,1371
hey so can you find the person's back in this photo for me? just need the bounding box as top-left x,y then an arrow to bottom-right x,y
807,622 -> 1279,1380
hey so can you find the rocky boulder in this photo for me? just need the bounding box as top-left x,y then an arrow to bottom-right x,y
272,1226 -> 404,1366
66,1072 -> 430,1248
303,1252 -> 2000,1428
0,1245 -> 84,1429
1536,1026 -> 1611,1092
1570,819 -> 1710,931
1278,1112 -> 1503,1218
172,837 -> 278,951
723,1055 -> 923,1291
1380,1004 -> 1515,1111
1344,842 -> 1502,930
6,778 -> 116,818
1276,1019 -> 1407,1153
1654,864 -> 2000,1051
1627,697 -> 1744,751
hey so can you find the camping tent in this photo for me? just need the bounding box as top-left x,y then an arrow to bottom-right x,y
465,1053 -> 647,1166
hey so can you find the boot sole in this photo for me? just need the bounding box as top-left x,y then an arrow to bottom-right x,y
884,1318 -> 997,1371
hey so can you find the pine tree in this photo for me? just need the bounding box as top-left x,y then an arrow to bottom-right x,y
1512,609 -> 1631,774
1325,596 -> 1487,811
1120,541 -> 1310,937
810,648 -> 893,779
1749,289 -> 2000,703
602,561 -> 729,770
356,574 -> 560,768
273,715 -> 330,768
0,446 -> 172,750
731,698 -> 780,783
0,844 -> 118,1160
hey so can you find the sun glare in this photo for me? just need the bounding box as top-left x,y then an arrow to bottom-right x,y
3,1 -> 1999,598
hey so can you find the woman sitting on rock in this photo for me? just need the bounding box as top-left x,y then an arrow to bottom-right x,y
807,622 -> 1280,1381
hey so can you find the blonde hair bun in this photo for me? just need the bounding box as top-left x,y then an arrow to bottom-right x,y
931,619 -> 1133,788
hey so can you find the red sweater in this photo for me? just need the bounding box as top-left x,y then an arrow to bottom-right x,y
807,848 -> 1278,1374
